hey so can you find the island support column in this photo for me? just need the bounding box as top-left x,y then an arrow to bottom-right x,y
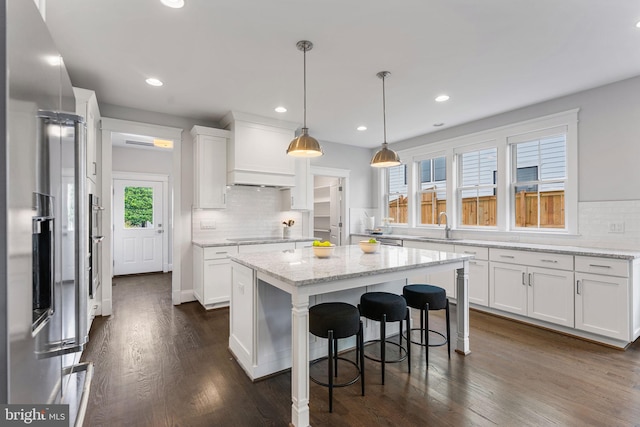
291,292 -> 310,427
456,260 -> 471,354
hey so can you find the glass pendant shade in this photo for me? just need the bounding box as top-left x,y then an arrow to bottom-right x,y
370,70 -> 401,167
287,128 -> 323,157
287,40 -> 323,158
370,142 -> 401,167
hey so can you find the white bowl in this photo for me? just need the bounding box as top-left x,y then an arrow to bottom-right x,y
359,240 -> 381,254
313,244 -> 336,258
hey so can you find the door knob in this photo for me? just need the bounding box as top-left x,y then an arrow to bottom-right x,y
157,230 -> 164,234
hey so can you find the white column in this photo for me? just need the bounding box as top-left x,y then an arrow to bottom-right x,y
291,293 -> 310,427
456,260 -> 471,354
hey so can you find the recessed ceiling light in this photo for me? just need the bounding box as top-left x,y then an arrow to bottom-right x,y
357,126 -> 367,131
47,55 -> 62,66
433,123 -> 445,127
145,78 -> 163,87
275,106 -> 287,113
161,0 -> 184,8
636,20 -> 640,28
435,95 -> 450,102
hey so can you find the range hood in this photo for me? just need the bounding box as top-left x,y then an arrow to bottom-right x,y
221,111 -> 300,187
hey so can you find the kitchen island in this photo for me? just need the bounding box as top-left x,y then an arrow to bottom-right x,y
229,245 -> 472,427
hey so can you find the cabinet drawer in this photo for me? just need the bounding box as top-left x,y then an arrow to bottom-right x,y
490,248 -> 573,270
455,245 -> 489,261
575,256 -> 629,278
204,246 -> 239,260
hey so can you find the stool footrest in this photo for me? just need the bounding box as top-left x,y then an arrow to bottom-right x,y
363,340 -> 408,364
403,328 -> 448,347
310,356 -> 361,388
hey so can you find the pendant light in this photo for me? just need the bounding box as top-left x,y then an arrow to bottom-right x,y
371,71 -> 401,167
287,40 -> 324,157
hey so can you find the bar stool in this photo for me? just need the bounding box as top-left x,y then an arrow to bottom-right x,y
402,284 -> 450,367
309,302 -> 365,412
358,292 -> 410,385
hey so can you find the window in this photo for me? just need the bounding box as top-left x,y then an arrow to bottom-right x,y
417,156 -> 446,225
124,186 -> 154,228
458,148 -> 498,226
511,134 -> 566,229
386,164 -> 407,224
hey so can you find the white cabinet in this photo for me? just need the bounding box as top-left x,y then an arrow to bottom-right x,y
403,240 -> 456,298
455,245 -> 489,307
191,126 -> 230,209
193,245 -> 238,309
73,87 -> 100,184
575,256 -> 630,341
281,158 -> 312,211
489,249 -> 574,327
221,111 -> 298,187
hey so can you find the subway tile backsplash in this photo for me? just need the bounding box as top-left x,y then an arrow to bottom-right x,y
192,186 -> 306,240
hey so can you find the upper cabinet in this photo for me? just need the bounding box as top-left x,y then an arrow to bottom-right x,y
280,158 -> 312,211
221,111 -> 299,187
192,125 -> 231,209
73,87 -> 100,185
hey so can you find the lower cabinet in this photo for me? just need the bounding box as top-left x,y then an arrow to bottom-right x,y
193,245 -> 239,309
575,255 -> 630,341
489,250 -> 575,328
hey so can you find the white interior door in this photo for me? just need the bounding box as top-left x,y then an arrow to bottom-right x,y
329,180 -> 343,246
113,179 -> 163,275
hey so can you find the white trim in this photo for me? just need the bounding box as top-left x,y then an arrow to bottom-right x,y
100,118 -> 183,315
387,109 -> 578,235
112,172 -> 170,274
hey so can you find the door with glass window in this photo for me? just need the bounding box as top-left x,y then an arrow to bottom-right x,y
113,179 -> 163,275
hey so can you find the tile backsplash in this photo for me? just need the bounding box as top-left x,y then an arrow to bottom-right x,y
192,186 -> 307,240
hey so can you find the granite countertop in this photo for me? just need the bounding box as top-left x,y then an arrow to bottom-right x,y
230,245 -> 473,287
351,233 -> 640,260
193,236 -> 316,248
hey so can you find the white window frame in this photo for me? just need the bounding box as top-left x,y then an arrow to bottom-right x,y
414,152 -> 448,228
392,109 -> 579,235
384,163 -> 408,225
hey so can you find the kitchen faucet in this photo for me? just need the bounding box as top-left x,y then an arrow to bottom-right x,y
437,212 -> 451,239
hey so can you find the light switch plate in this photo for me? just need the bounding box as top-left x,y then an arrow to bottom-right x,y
608,222 -> 624,233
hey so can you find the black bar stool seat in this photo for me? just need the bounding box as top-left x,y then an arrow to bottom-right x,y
309,302 -> 364,413
402,284 -> 451,367
359,291 -> 410,385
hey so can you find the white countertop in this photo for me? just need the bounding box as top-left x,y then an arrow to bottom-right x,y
351,233 -> 640,260
230,245 -> 472,287
192,237 -> 315,247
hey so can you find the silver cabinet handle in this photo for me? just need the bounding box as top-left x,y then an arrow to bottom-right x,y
501,255 -> 515,259
541,259 -> 558,263
589,264 -> 611,269
464,251 -> 476,254
576,280 -> 581,295
529,273 -> 533,286
522,272 -> 526,286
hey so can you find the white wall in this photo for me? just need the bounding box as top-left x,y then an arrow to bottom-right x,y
112,146 -> 172,175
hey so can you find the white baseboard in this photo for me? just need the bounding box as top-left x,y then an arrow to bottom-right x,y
181,290 -> 196,304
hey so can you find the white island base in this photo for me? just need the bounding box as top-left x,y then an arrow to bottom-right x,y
229,245 -> 471,427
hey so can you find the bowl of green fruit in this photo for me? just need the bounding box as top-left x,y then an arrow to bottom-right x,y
312,240 -> 335,258
359,238 -> 381,254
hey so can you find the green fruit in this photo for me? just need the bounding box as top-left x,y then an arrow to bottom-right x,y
313,240 -> 320,247
321,241 -> 331,247
368,238 -> 377,244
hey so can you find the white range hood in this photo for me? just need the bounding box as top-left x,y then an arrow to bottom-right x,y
221,111 -> 300,187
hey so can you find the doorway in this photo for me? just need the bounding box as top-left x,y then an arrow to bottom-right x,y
311,166 -> 350,246
100,118 -> 182,315
113,176 -> 167,275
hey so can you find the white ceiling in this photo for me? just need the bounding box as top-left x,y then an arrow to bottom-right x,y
45,0 -> 640,149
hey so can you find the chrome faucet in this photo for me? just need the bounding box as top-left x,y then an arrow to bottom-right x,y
437,212 -> 451,239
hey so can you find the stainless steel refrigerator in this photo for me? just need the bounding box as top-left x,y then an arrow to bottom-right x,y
1,0 -> 90,420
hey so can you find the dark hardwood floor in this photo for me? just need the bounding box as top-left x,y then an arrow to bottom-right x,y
81,273 -> 640,426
